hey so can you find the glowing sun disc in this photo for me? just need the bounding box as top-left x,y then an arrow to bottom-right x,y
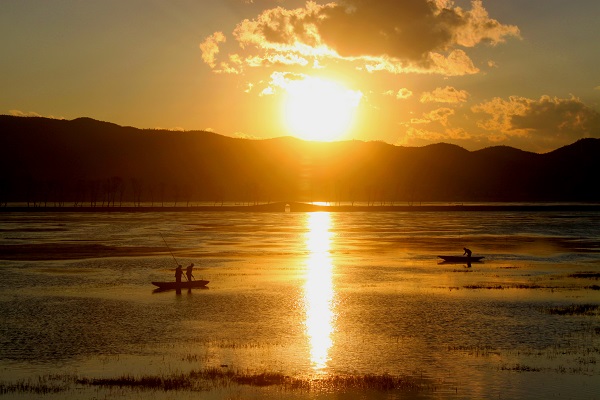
283,77 -> 362,141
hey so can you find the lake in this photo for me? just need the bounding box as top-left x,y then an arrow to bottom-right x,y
0,210 -> 599,399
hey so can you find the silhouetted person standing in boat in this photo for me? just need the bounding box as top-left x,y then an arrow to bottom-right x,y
186,263 -> 194,281
463,247 -> 472,258
175,265 -> 183,284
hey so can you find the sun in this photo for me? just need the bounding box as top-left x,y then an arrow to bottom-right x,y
282,77 -> 362,141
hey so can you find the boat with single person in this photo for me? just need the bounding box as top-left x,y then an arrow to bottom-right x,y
151,280 -> 209,290
438,255 -> 484,262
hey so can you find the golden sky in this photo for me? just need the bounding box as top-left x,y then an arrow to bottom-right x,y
1,0 -> 599,152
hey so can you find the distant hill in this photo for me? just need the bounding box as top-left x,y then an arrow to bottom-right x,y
0,115 -> 598,205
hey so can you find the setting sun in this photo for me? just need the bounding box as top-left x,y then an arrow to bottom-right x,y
282,77 -> 362,141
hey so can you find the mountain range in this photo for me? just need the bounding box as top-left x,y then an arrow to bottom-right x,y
0,115 -> 598,205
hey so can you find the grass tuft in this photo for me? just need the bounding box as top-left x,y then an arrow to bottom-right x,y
546,304 -> 600,316
500,364 -> 541,372
77,374 -> 193,391
69,368 -> 427,393
0,375 -> 72,395
569,272 -> 600,279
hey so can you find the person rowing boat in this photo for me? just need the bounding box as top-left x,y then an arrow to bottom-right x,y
186,263 -> 194,281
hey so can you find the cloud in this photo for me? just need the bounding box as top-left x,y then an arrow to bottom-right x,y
200,32 -> 226,68
384,88 -> 413,99
234,131 -> 261,139
201,0 -> 519,76
318,0 -> 518,67
8,110 -> 43,117
7,110 -> 66,119
472,95 -> 600,144
420,86 -> 469,103
425,107 -> 455,126
409,107 -> 455,127
400,126 -> 448,145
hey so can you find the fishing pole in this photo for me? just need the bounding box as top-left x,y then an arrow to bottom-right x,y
160,233 -> 188,280
160,233 -> 179,266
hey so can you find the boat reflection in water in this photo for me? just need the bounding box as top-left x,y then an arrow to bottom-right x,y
304,212 -> 336,372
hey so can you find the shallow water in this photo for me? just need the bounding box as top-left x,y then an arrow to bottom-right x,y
0,210 -> 599,399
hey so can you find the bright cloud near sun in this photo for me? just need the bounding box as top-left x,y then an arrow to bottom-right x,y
384,88 -> 413,100
198,0 -> 523,143
421,86 -> 470,103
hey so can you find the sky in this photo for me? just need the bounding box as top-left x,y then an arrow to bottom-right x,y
1,0 -> 599,153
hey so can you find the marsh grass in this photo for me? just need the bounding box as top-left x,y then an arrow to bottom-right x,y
569,272 -> 600,279
1,368 -> 429,396
0,374 -> 73,395
77,374 -> 194,391
461,284 -> 577,290
500,364 -> 542,372
546,304 -> 600,316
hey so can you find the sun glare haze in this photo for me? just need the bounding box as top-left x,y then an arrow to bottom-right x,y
283,77 -> 362,141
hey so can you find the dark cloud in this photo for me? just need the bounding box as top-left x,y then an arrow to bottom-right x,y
318,0 -> 458,61
512,96 -> 600,139
473,95 -> 600,147
205,0 -> 519,75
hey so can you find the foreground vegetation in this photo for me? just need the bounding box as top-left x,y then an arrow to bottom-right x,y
0,368 -> 429,396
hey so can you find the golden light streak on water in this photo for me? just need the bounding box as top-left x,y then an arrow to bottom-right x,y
304,212 -> 335,372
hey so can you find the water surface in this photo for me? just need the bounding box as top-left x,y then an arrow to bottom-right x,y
0,210 -> 599,399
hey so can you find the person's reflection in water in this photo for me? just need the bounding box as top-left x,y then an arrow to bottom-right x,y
175,265 -> 183,283
175,265 -> 183,295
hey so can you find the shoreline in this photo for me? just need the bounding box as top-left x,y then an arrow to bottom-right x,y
1,202 -> 599,213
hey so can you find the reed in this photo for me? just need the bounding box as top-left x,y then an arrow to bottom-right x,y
67,368 -> 428,394
76,374 -> 193,390
546,304 -> 600,316
569,272 -> 600,279
463,284 -> 553,290
0,375 -> 72,395
500,364 -> 541,372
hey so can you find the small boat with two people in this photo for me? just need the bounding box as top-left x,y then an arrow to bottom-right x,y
152,279 -> 209,291
152,263 -> 210,292
153,234 -> 209,292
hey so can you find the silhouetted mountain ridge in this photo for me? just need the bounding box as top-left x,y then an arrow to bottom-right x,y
0,115 -> 598,204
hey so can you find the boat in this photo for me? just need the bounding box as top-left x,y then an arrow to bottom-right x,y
151,280 -> 209,290
438,256 -> 484,263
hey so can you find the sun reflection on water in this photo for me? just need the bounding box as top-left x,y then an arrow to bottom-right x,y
304,212 -> 335,372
